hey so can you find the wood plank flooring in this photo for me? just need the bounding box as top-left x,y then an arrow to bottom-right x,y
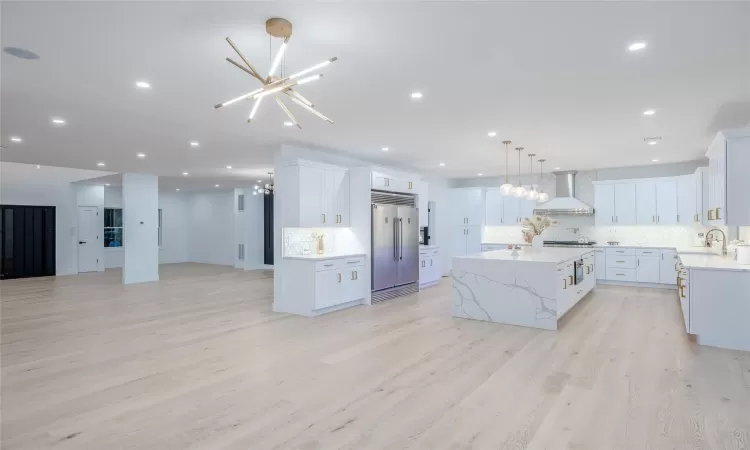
2,263 -> 748,449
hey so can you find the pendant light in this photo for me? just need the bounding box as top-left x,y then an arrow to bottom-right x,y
500,140 -> 514,195
537,159 -> 549,202
526,153 -> 539,201
513,147 -> 527,198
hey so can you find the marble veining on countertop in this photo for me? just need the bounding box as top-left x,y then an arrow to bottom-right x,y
678,254 -> 750,272
283,253 -> 366,260
455,247 -> 593,264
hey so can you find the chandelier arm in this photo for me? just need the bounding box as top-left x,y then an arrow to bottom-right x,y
284,89 -> 314,108
275,96 -> 301,129
214,87 -> 265,109
267,35 -> 290,81
247,96 -> 264,123
226,58 -> 266,84
225,37 -> 264,82
289,97 -> 334,124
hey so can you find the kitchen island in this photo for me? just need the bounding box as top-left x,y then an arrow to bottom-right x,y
452,247 -> 596,330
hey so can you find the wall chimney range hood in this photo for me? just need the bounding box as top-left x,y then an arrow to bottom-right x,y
533,171 -> 594,216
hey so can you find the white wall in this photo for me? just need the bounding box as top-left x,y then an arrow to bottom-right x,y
0,180 -> 79,275
159,192 -> 189,264
122,173 -> 159,284
188,190 -> 235,266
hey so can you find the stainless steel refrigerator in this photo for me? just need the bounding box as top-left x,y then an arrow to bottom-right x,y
371,200 -> 419,302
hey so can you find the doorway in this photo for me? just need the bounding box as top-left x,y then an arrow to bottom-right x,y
77,206 -> 99,273
0,205 -> 56,279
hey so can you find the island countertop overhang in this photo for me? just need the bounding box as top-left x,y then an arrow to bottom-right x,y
453,247 -> 594,264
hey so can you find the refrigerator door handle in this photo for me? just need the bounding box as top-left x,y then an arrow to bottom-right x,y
399,218 -> 404,260
393,217 -> 397,261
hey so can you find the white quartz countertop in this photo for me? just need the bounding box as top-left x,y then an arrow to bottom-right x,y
482,242 -> 530,246
454,247 -> 592,264
596,244 -> 719,255
679,254 -> 750,272
420,244 -> 441,250
283,253 -> 366,261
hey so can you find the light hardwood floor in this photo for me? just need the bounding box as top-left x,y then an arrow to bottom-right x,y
2,263 -> 748,449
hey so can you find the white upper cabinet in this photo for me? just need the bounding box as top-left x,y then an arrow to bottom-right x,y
518,198 -> 535,222
417,181 -> 429,227
614,183 -> 637,225
502,195 -> 519,225
655,180 -> 677,225
695,167 -> 708,225
594,184 -> 615,225
485,188 -> 505,226
677,175 -> 697,225
451,188 -> 484,227
706,129 -> 750,226
371,171 -> 420,195
635,182 -> 657,225
282,162 -> 350,228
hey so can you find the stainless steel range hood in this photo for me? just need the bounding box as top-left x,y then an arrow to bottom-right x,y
533,171 -> 594,216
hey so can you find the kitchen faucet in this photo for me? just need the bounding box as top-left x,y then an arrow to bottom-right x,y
705,228 -> 727,256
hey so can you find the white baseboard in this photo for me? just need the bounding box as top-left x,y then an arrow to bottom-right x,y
596,279 -> 677,290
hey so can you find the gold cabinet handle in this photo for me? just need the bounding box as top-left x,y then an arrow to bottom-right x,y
715,207 -> 721,220
355,270 -> 358,280
351,271 -> 355,280
563,279 -> 567,289
408,181 -> 413,189
677,275 -> 681,286
680,285 -> 685,298
569,275 -> 574,284
337,273 -> 341,283
708,209 -> 713,220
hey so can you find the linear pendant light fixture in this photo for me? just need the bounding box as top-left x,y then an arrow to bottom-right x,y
526,153 -> 539,201
214,18 -> 338,127
500,140 -> 514,196
537,159 -> 549,203
513,147 -> 527,198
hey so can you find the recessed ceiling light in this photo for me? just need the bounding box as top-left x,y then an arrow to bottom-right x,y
643,109 -> 656,116
135,81 -> 151,89
283,121 -> 293,127
652,159 -> 660,162
97,162 -> 105,167
555,167 -> 561,170
257,180 -> 262,183
10,136 -> 22,142
136,153 -> 146,158
176,188 -> 180,192
52,118 -> 65,125
411,92 -> 423,99
628,42 -> 647,52
477,173 -> 483,176
381,147 -> 389,152
105,183 -> 111,186
648,141 -> 658,145
215,184 -> 220,188
226,165 -> 233,169
190,141 -> 199,147
182,172 -> 189,176
36,165 -> 40,169
487,132 -> 497,138
439,162 -> 445,167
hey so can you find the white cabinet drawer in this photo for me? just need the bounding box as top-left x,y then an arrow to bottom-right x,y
606,248 -> 635,257
315,261 -> 338,271
607,255 -> 636,269
607,267 -> 636,282
635,249 -> 659,257
314,257 -> 365,271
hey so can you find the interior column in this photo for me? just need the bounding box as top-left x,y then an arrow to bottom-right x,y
122,173 -> 159,284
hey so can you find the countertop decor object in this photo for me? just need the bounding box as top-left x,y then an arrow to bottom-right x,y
521,215 -> 558,243
213,18 -> 338,127
312,232 -> 327,255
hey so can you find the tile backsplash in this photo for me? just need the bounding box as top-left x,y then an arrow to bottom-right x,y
484,215 -> 720,248
283,227 -> 363,256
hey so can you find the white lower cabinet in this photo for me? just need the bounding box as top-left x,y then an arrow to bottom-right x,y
594,249 -> 606,279
314,264 -> 365,310
419,247 -> 442,288
636,256 -> 660,283
659,250 -> 678,284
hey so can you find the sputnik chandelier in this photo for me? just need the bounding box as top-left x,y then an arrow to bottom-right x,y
214,18 -> 338,127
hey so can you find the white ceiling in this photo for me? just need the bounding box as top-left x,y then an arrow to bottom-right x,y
2,2 -> 749,186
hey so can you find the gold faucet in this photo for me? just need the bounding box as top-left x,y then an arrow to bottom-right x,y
706,228 -> 727,256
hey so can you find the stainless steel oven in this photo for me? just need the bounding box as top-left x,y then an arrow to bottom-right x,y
574,259 -> 584,285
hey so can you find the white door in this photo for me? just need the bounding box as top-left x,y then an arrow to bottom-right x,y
635,182 -> 657,225
299,165 -> 326,227
636,257 -> 660,283
594,184 -> 615,225
614,183 -> 637,225
655,180 -> 678,225
502,196 -> 519,225
485,189 -> 505,226
466,227 -> 482,254
677,175 -> 696,225
77,206 -> 99,273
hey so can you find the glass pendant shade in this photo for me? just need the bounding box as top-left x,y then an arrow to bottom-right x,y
526,188 -> 539,201
500,183 -> 514,195
538,192 -> 549,202
513,186 -> 527,197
